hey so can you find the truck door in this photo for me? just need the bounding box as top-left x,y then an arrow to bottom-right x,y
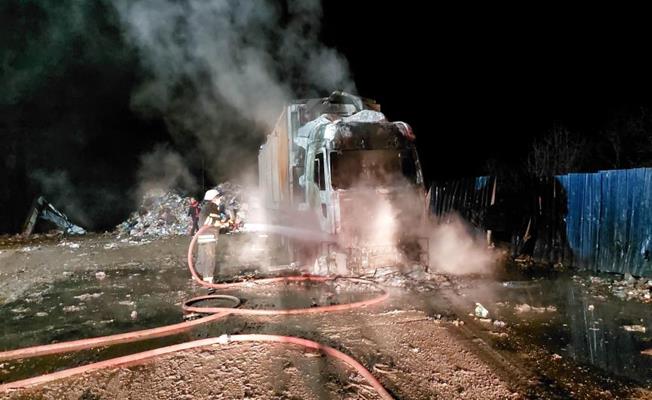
313,150 -> 331,231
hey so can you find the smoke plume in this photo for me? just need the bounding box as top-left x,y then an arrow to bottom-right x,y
135,145 -> 198,199
112,0 -> 356,181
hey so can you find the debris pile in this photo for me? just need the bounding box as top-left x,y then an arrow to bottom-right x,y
116,191 -> 192,238
115,183 -> 246,238
573,273 -> 652,303
367,266 -> 452,291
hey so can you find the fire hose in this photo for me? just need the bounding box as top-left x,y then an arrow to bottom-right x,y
0,226 -> 394,399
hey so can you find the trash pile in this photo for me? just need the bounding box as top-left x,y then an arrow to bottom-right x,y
573,273 -> 652,303
115,183 -> 246,238
116,191 -> 192,238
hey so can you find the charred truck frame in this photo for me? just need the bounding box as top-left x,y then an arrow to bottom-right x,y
258,91 -> 428,273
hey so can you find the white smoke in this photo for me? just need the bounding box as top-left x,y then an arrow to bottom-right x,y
135,144 -> 198,199
30,169 -> 97,228
112,0 -> 356,180
428,213 -> 497,275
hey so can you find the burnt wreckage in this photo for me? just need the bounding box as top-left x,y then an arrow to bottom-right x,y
258,91 -> 428,273
22,196 -> 86,236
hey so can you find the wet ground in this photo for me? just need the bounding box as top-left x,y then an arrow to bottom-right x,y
1,234 -> 651,398
453,270 -> 652,386
431,269 -> 652,398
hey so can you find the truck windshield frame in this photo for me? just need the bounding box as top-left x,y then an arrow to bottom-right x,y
329,148 -> 418,190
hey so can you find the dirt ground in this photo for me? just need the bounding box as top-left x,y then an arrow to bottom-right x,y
0,234 -> 650,399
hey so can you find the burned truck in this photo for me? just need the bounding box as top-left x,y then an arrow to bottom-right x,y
258,91 -> 428,273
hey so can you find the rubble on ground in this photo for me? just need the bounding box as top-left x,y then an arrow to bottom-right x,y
573,273 -> 652,303
474,303 -> 489,318
115,191 -> 192,238
368,266 -> 452,291
623,324 -> 646,333
0,232 -> 63,248
514,303 -> 557,313
115,183 -> 246,238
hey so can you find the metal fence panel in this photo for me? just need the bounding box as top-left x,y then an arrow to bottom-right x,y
429,168 -> 652,276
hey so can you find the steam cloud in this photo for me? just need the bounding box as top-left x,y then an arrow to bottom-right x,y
112,0 -> 356,182
428,214 -> 497,275
330,170 -> 496,274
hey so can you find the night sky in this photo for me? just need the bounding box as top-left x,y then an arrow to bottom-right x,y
2,2 -> 652,233
321,5 -> 652,178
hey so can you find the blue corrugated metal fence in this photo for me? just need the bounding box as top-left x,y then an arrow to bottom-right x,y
430,168 -> 652,276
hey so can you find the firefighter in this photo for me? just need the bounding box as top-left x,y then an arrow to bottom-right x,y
195,189 -> 222,283
198,189 -> 222,227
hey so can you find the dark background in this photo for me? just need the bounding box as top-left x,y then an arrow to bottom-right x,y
321,4 -> 652,178
3,2 -> 652,233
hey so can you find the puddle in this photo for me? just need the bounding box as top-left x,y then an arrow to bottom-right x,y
0,267 -> 193,352
223,279 -> 382,311
452,272 -> 652,386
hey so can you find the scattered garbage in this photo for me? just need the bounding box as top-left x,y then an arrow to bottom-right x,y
501,281 -> 540,289
493,320 -> 507,328
115,183 -> 246,238
130,310 -> 138,320
551,353 -> 562,360
514,303 -> 557,313
18,246 -> 41,252
622,325 -> 647,333
489,331 -> 508,338
574,273 -> 652,303
73,292 -> 103,301
58,241 -> 80,249
474,303 -> 489,318
95,271 -> 107,280
587,304 -> 595,311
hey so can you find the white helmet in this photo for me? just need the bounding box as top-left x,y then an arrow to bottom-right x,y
203,189 -> 219,201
